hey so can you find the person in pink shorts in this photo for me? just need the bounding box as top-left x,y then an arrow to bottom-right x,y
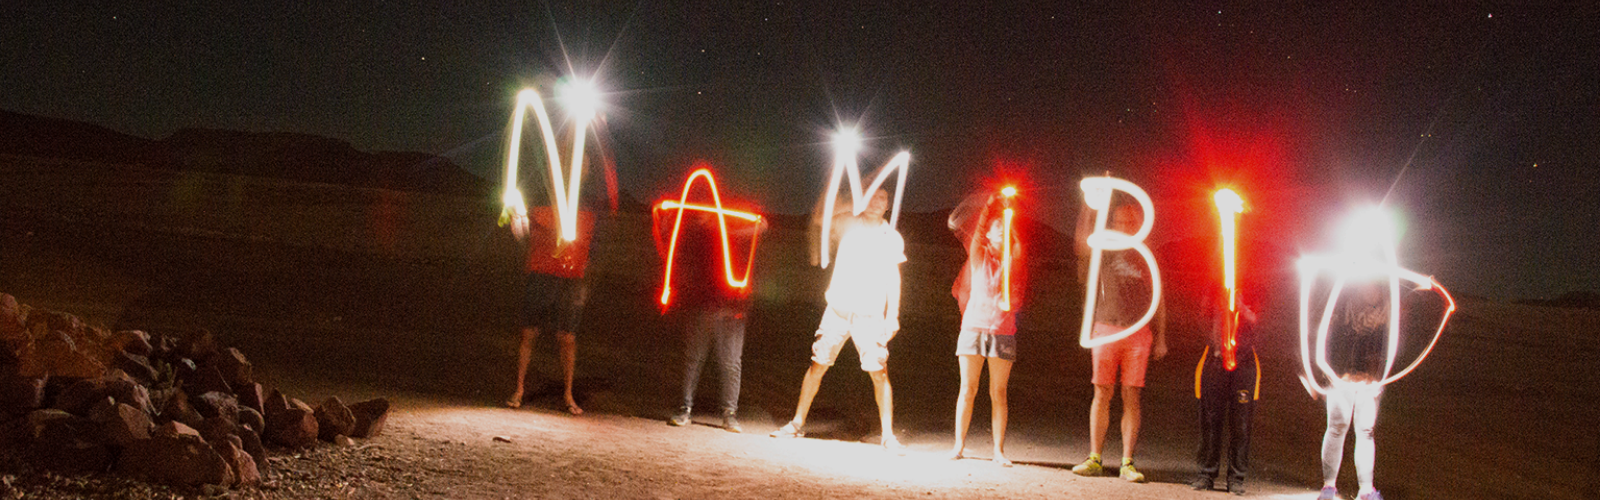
1072,201 -> 1167,482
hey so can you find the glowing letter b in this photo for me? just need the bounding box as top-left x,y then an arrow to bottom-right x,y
1078,176 -> 1162,348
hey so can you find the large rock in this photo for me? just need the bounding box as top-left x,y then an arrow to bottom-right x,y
32,330 -> 106,379
89,398 -> 152,447
212,435 -> 261,487
314,396 -> 355,442
260,388 -> 290,421
206,348 -> 252,391
112,351 -> 158,384
265,399 -> 317,449
0,364 -> 46,414
118,422 -> 234,487
25,310 -> 84,341
52,376 -> 152,417
27,409 -> 113,473
192,391 -> 239,424
348,398 -> 391,438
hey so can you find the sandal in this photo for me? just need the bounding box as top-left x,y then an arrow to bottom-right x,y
769,421 -> 805,438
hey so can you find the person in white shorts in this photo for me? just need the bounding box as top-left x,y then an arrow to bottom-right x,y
770,189 -> 907,453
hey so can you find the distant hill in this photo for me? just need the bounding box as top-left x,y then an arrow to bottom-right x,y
1515,291 -> 1600,310
0,109 -> 488,196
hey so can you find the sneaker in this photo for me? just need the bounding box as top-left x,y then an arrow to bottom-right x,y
1357,490 -> 1383,500
1190,476 -> 1214,491
882,435 -> 908,455
1317,486 -> 1339,500
1071,454 -> 1103,477
1119,458 -> 1146,483
1228,481 -> 1246,496
722,412 -> 743,433
668,407 -> 691,427
769,421 -> 804,438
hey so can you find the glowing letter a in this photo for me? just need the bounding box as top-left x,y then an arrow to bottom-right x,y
656,167 -> 764,306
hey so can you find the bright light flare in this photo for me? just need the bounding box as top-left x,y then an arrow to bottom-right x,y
1214,188 -> 1244,370
818,128 -> 909,268
656,168 -> 764,307
999,206 -> 1016,311
1297,208 -> 1456,396
500,84 -> 603,243
1078,175 -> 1162,348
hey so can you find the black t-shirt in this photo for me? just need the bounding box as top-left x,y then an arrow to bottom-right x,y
1202,286 -> 1255,352
667,220 -> 753,311
1095,250 -> 1153,327
1330,286 -> 1389,380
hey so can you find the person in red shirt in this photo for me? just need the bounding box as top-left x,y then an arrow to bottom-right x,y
505,207 -> 596,415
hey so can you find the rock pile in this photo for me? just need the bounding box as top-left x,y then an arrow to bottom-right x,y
0,293 -> 390,489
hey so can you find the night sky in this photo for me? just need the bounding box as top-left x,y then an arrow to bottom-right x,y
1,1 -> 1596,300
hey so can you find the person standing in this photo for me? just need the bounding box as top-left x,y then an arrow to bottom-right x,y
770,189 -> 908,453
505,207 -> 596,415
1317,281 -> 1389,500
946,208 -> 1025,466
1072,201 -> 1167,482
663,209 -> 765,433
1192,286 -> 1261,495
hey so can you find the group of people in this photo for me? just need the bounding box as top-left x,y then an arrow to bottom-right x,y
503,185 -> 1399,500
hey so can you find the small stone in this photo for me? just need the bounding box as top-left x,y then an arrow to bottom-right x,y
347,398 -> 390,438
492,435 -> 512,443
265,406 -> 317,449
333,434 -> 355,447
91,401 -> 153,447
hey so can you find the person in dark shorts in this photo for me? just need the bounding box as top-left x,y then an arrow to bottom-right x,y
505,207 -> 596,415
660,208 -> 765,433
946,205 -> 1025,466
1192,286 -> 1261,495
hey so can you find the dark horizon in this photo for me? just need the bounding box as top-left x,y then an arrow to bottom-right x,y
2,1 -> 1595,301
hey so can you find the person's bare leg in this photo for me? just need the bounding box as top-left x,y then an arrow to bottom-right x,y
1121,385 -> 1142,459
1089,384 -> 1114,455
788,362 -> 830,428
869,369 -> 896,446
507,327 -> 538,408
947,355 -> 983,460
557,332 -> 582,415
988,357 -> 1014,466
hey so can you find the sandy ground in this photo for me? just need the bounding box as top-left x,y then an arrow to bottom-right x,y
0,156 -> 1596,499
